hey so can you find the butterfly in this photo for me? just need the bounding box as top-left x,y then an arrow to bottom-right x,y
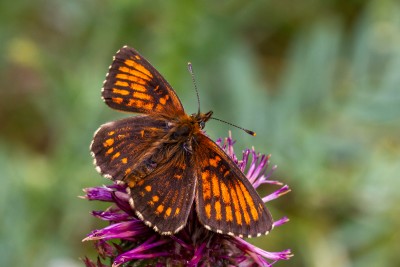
90,46 -> 273,238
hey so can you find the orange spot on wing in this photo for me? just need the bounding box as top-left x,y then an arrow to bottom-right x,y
205,203 -> 211,219
135,64 -> 153,78
155,104 -> 163,112
225,206 -> 233,222
116,73 -> 147,85
159,95 -> 170,105
114,80 -> 129,87
124,168 -> 131,175
144,103 -> 154,110
130,83 -> 147,92
215,201 -> 222,220
211,174 -> 220,198
133,92 -> 152,101
209,156 -> 221,168
124,59 -> 136,67
156,204 -> 164,214
165,207 -> 172,217
201,171 -> 211,200
105,147 -> 114,155
103,138 -> 114,147
118,66 -> 151,81
107,131 -> 115,136
235,183 -> 251,225
145,185 -> 151,192
111,152 -> 121,160
112,88 -> 130,95
238,182 -> 259,221
115,73 -> 129,80
230,188 -> 242,225
127,99 -> 154,110
220,183 -> 231,204
174,208 -> 180,216
121,158 -> 127,164
152,196 -> 159,202
112,97 -> 123,104
125,63 -> 153,80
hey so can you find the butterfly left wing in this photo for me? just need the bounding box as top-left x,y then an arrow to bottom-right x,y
90,115 -> 168,182
194,134 -> 273,238
102,46 -> 185,116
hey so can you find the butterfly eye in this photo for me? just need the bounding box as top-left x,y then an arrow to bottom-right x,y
199,121 -> 205,129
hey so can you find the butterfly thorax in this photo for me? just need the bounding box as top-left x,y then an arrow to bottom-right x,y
166,111 -> 213,152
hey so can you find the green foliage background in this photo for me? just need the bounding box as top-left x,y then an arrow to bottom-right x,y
1,1 -> 399,266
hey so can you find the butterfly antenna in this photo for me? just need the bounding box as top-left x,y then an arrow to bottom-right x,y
211,117 -> 256,136
187,63 -> 254,136
188,62 -> 201,115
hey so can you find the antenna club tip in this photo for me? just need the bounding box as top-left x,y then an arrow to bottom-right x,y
187,62 -> 194,73
246,130 -> 256,136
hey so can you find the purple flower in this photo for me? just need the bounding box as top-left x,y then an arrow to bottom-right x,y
82,135 -> 292,266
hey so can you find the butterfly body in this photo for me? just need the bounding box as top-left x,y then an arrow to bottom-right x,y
91,46 -> 273,238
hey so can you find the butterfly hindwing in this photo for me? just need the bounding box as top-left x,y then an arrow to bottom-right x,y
194,134 -> 273,238
102,46 -> 185,116
126,150 -> 196,234
90,115 -> 168,182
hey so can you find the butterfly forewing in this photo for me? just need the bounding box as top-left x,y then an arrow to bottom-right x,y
102,46 -> 184,116
194,134 -> 273,238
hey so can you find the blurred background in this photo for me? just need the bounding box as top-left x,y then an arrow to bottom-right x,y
1,0 -> 399,266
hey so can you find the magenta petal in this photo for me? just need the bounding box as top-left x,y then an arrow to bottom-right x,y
91,210 -> 130,221
239,149 -> 250,172
83,186 -> 114,201
262,185 -> 291,203
83,221 -> 147,241
112,238 -> 170,266
187,243 -> 206,266
273,216 -> 290,228
233,237 -> 293,262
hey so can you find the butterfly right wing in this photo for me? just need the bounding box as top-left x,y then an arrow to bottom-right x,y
90,115 -> 168,182
102,46 -> 185,116
193,134 -> 273,238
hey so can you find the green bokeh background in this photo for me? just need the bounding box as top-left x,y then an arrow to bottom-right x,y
1,1 -> 399,266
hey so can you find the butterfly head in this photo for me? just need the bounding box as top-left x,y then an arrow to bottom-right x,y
192,111 -> 213,129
